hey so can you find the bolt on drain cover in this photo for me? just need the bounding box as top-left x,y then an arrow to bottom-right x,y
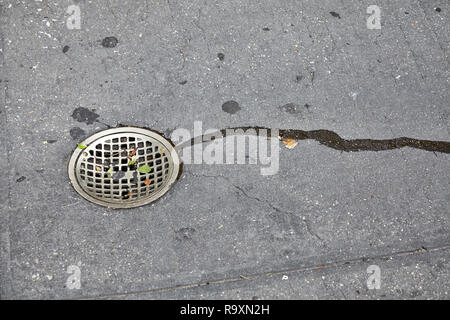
68,127 -> 181,208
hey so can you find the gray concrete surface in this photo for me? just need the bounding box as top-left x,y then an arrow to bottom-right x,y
0,0 -> 449,299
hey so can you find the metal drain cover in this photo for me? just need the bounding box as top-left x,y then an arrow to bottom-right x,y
68,127 -> 181,208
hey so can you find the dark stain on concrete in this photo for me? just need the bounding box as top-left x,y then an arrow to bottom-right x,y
62,45 -> 70,53
164,127 -> 177,138
175,227 -> 196,241
279,103 -> 301,114
101,36 -> 118,48
330,11 -> 341,19
222,100 -> 241,114
71,107 -> 99,125
217,53 -> 225,61
70,127 -> 86,140
16,176 -> 26,183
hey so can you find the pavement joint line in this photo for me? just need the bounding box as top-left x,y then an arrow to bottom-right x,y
76,243 -> 450,300
0,25 -> 14,299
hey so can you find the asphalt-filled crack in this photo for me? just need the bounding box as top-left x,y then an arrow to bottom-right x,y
175,126 -> 450,154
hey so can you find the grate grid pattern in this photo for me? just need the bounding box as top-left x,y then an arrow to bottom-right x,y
69,128 -> 180,208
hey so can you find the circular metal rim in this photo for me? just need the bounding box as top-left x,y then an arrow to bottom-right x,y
68,127 -> 181,209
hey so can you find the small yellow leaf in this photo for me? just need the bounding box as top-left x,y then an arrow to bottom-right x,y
282,137 -> 298,149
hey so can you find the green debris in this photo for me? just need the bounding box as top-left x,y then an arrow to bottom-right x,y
138,164 -> 152,174
107,167 -> 113,178
128,156 -> 137,166
77,143 -> 87,149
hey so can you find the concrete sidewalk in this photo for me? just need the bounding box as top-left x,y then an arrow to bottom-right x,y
0,0 -> 449,299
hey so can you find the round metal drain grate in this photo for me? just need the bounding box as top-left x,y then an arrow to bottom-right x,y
68,127 -> 181,208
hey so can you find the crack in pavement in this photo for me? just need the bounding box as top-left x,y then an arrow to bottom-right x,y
185,172 -> 324,243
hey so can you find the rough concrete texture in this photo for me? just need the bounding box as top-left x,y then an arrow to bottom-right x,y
0,0 -> 449,299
